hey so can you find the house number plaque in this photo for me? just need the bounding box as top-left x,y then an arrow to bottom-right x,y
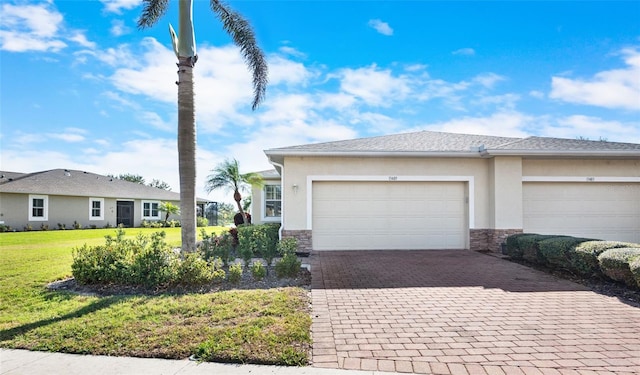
388,176 -> 398,181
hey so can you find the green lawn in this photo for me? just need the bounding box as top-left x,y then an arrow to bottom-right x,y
0,227 -> 311,365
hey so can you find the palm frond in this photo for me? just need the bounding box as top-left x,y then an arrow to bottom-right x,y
138,0 -> 170,29
211,0 -> 268,110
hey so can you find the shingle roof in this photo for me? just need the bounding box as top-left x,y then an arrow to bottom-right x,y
0,169 -> 209,202
265,130 -> 640,158
255,169 -> 281,179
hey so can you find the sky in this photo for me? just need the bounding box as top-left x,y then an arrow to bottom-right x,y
1,0 -> 639,204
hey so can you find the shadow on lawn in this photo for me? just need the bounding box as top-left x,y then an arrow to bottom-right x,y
0,295 -> 126,342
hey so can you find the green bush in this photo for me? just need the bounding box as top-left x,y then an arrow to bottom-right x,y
538,236 -> 594,269
228,263 -> 243,284
569,241 -> 639,277
200,230 -> 234,266
237,224 -> 280,266
275,238 -> 300,278
598,248 -> 640,289
504,233 -> 537,259
196,217 -> 208,227
128,232 -> 177,287
211,258 -> 227,282
630,257 -> 640,289
251,261 -> 266,280
516,234 -> 562,264
175,252 -> 215,285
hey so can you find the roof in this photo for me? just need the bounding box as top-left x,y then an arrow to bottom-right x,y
255,169 -> 281,179
0,169 -> 210,202
265,131 -> 640,164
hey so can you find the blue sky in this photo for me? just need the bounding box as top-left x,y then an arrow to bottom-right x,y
1,0 -> 639,203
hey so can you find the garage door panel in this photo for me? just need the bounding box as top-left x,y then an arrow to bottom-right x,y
524,182 -> 640,243
312,181 -> 466,250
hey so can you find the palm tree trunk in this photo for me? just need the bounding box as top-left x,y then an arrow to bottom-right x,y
177,55 -> 197,252
234,190 -> 246,225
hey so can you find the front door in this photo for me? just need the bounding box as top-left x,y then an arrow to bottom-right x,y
116,201 -> 134,227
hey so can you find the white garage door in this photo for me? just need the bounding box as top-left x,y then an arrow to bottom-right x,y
524,182 -> 640,243
312,181 -> 467,250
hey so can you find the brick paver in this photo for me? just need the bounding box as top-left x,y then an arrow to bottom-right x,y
309,250 -> 640,374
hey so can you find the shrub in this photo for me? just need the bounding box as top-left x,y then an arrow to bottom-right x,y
630,257 -> 640,289
228,263 -> 243,284
569,241 -> 639,277
275,238 -> 300,278
24,224 -> 33,232
518,234 -> 562,264
504,233 -> 537,259
196,216 -> 209,227
200,230 -> 234,266
0,224 -> 12,232
127,232 -> 177,287
251,261 -> 266,280
598,248 -> 640,288
73,221 -> 82,230
237,224 -> 280,265
40,223 -> 49,231
538,236 -> 594,269
57,223 -> 66,230
175,252 -> 215,285
211,258 -> 227,283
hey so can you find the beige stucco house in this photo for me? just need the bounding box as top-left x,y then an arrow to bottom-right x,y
252,131 -> 640,253
0,169 -> 212,230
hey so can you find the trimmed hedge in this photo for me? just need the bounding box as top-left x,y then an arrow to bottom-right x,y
630,257 -> 640,289
503,233 -> 640,290
569,241 -> 639,277
598,248 -> 640,288
538,236 -> 594,269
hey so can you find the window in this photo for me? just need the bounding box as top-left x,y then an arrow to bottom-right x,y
264,185 -> 281,218
89,198 -> 104,220
142,201 -> 160,219
28,195 -> 48,221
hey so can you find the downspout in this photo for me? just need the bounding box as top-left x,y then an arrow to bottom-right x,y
268,158 -> 285,240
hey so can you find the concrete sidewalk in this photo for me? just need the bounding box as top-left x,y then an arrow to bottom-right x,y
0,349 -> 400,375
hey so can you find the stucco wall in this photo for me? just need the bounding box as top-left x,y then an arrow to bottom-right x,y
0,193 -> 27,228
523,159 -> 640,177
281,156 -> 492,231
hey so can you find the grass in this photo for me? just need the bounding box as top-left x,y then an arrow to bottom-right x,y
0,227 -> 312,365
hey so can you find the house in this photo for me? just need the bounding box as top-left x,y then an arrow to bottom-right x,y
0,169 -> 213,230
252,131 -> 640,253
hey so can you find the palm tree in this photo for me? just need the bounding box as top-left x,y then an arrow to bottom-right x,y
137,0 -> 268,252
159,201 -> 180,223
205,158 -> 263,225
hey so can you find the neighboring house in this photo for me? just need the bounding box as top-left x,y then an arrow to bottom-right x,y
0,169 -> 213,230
254,131 -> 640,253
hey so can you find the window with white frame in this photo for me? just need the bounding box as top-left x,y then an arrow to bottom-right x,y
89,198 -> 104,220
264,185 -> 281,218
28,195 -> 48,221
142,200 -> 160,219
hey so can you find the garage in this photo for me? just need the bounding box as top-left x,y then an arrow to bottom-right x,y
523,182 -> 640,243
312,181 -> 467,250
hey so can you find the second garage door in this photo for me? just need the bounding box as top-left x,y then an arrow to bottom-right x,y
312,181 -> 467,250
523,182 -> 640,243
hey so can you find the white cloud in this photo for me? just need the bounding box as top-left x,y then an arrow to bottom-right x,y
69,32 -> 96,49
110,20 -> 131,37
472,73 -> 506,89
100,0 -> 141,14
550,48 -> 640,111
338,65 -> 411,106
452,48 -> 475,56
368,19 -> 394,36
542,115 -> 640,144
278,46 -> 306,59
422,112 -> 534,138
529,90 -> 545,99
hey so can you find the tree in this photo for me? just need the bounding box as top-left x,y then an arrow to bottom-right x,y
217,202 -> 235,226
205,158 -> 262,225
149,179 -> 172,191
159,201 -> 180,222
110,173 -> 145,184
138,0 -> 268,252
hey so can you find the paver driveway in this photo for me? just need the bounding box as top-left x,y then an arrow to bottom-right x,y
309,250 -> 640,374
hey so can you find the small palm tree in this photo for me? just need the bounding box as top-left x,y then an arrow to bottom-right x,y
205,158 -> 262,225
159,201 -> 180,223
137,0 -> 268,252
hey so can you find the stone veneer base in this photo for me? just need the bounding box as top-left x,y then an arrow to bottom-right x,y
282,229 -> 312,254
470,229 -> 523,253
